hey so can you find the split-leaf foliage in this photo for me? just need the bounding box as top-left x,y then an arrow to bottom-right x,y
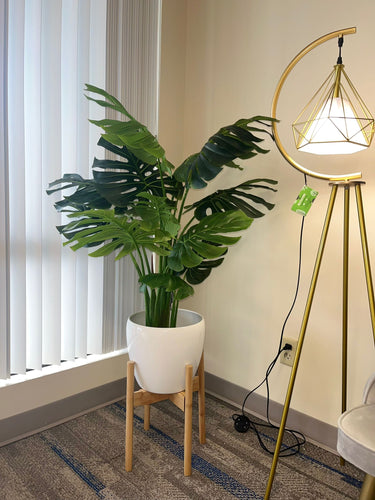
47,85 -> 278,327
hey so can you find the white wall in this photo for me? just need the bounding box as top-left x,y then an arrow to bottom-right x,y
0,352 -> 127,420
159,0 -> 375,427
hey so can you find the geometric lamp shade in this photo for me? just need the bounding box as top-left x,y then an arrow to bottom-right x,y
292,64 -> 374,155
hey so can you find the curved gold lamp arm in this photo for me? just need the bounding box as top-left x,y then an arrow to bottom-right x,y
271,27 -> 362,182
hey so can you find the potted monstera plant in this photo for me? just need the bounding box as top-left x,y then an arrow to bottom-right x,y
48,85 -> 277,393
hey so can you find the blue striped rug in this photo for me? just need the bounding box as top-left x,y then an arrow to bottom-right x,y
0,395 -> 364,499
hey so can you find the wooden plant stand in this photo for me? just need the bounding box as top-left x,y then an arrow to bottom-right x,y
125,354 -> 206,476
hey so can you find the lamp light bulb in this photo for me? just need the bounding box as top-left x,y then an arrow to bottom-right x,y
298,97 -> 368,155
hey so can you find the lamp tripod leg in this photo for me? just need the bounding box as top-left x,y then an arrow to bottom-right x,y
355,183 -> 375,345
340,185 -> 350,466
264,184 -> 338,499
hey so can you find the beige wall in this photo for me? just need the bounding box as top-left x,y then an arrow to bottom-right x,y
159,0 -> 375,427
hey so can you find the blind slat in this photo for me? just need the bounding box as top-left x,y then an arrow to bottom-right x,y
60,0 -> 78,361
0,0 -> 10,379
41,0 -> 63,365
25,0 -> 42,370
8,0 -> 27,374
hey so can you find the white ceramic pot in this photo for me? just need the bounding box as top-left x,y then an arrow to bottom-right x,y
125,309 -> 205,394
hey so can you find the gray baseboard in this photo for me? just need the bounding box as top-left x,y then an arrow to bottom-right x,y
0,371 -> 337,454
205,371 -> 338,453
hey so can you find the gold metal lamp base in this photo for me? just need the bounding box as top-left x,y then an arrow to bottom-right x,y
264,181 -> 375,499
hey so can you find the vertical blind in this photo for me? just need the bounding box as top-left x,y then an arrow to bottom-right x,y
103,0 -> 161,352
1,0 -> 161,380
0,0 -> 9,379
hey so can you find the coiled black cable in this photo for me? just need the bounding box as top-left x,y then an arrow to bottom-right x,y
232,175 -> 308,457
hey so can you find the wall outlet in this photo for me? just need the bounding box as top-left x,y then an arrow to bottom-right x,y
280,337 -> 298,367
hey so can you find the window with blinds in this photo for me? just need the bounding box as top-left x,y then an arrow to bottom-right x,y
0,0 -> 160,381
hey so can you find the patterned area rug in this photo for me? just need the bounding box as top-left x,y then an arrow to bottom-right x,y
0,394 -> 364,499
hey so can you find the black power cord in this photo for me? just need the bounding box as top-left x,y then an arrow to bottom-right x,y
337,35 -> 344,65
232,175 -> 308,457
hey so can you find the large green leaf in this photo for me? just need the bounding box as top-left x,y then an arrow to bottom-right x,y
168,240 -> 203,271
134,193 -> 180,237
47,174 -> 112,212
47,137 -> 182,213
85,84 -> 172,173
84,84 -> 133,117
185,257 -> 225,285
89,118 -> 164,167
140,273 -> 194,301
174,117 -> 277,188
185,178 -> 278,220
92,137 -> 182,207
168,210 -> 252,272
60,209 -> 171,259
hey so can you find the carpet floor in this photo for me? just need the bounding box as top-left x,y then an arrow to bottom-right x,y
0,394 -> 364,499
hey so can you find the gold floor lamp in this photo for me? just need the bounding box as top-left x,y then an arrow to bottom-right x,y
265,27 -> 375,499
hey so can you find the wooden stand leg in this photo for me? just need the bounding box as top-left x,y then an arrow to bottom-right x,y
125,353 -> 206,476
184,364 -> 193,476
360,474 -> 375,500
198,353 -> 206,444
125,361 -> 135,472
144,404 -> 150,431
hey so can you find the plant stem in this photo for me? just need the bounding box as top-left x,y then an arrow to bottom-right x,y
142,247 -> 152,274
157,159 -> 166,198
170,298 -> 179,328
179,215 -> 196,237
177,186 -> 190,223
149,288 -> 156,326
130,253 -> 142,279
144,287 -> 151,325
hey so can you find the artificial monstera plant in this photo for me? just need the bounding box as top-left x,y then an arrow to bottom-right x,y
47,85 -> 277,328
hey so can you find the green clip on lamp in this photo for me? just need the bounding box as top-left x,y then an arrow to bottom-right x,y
265,27 -> 375,499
